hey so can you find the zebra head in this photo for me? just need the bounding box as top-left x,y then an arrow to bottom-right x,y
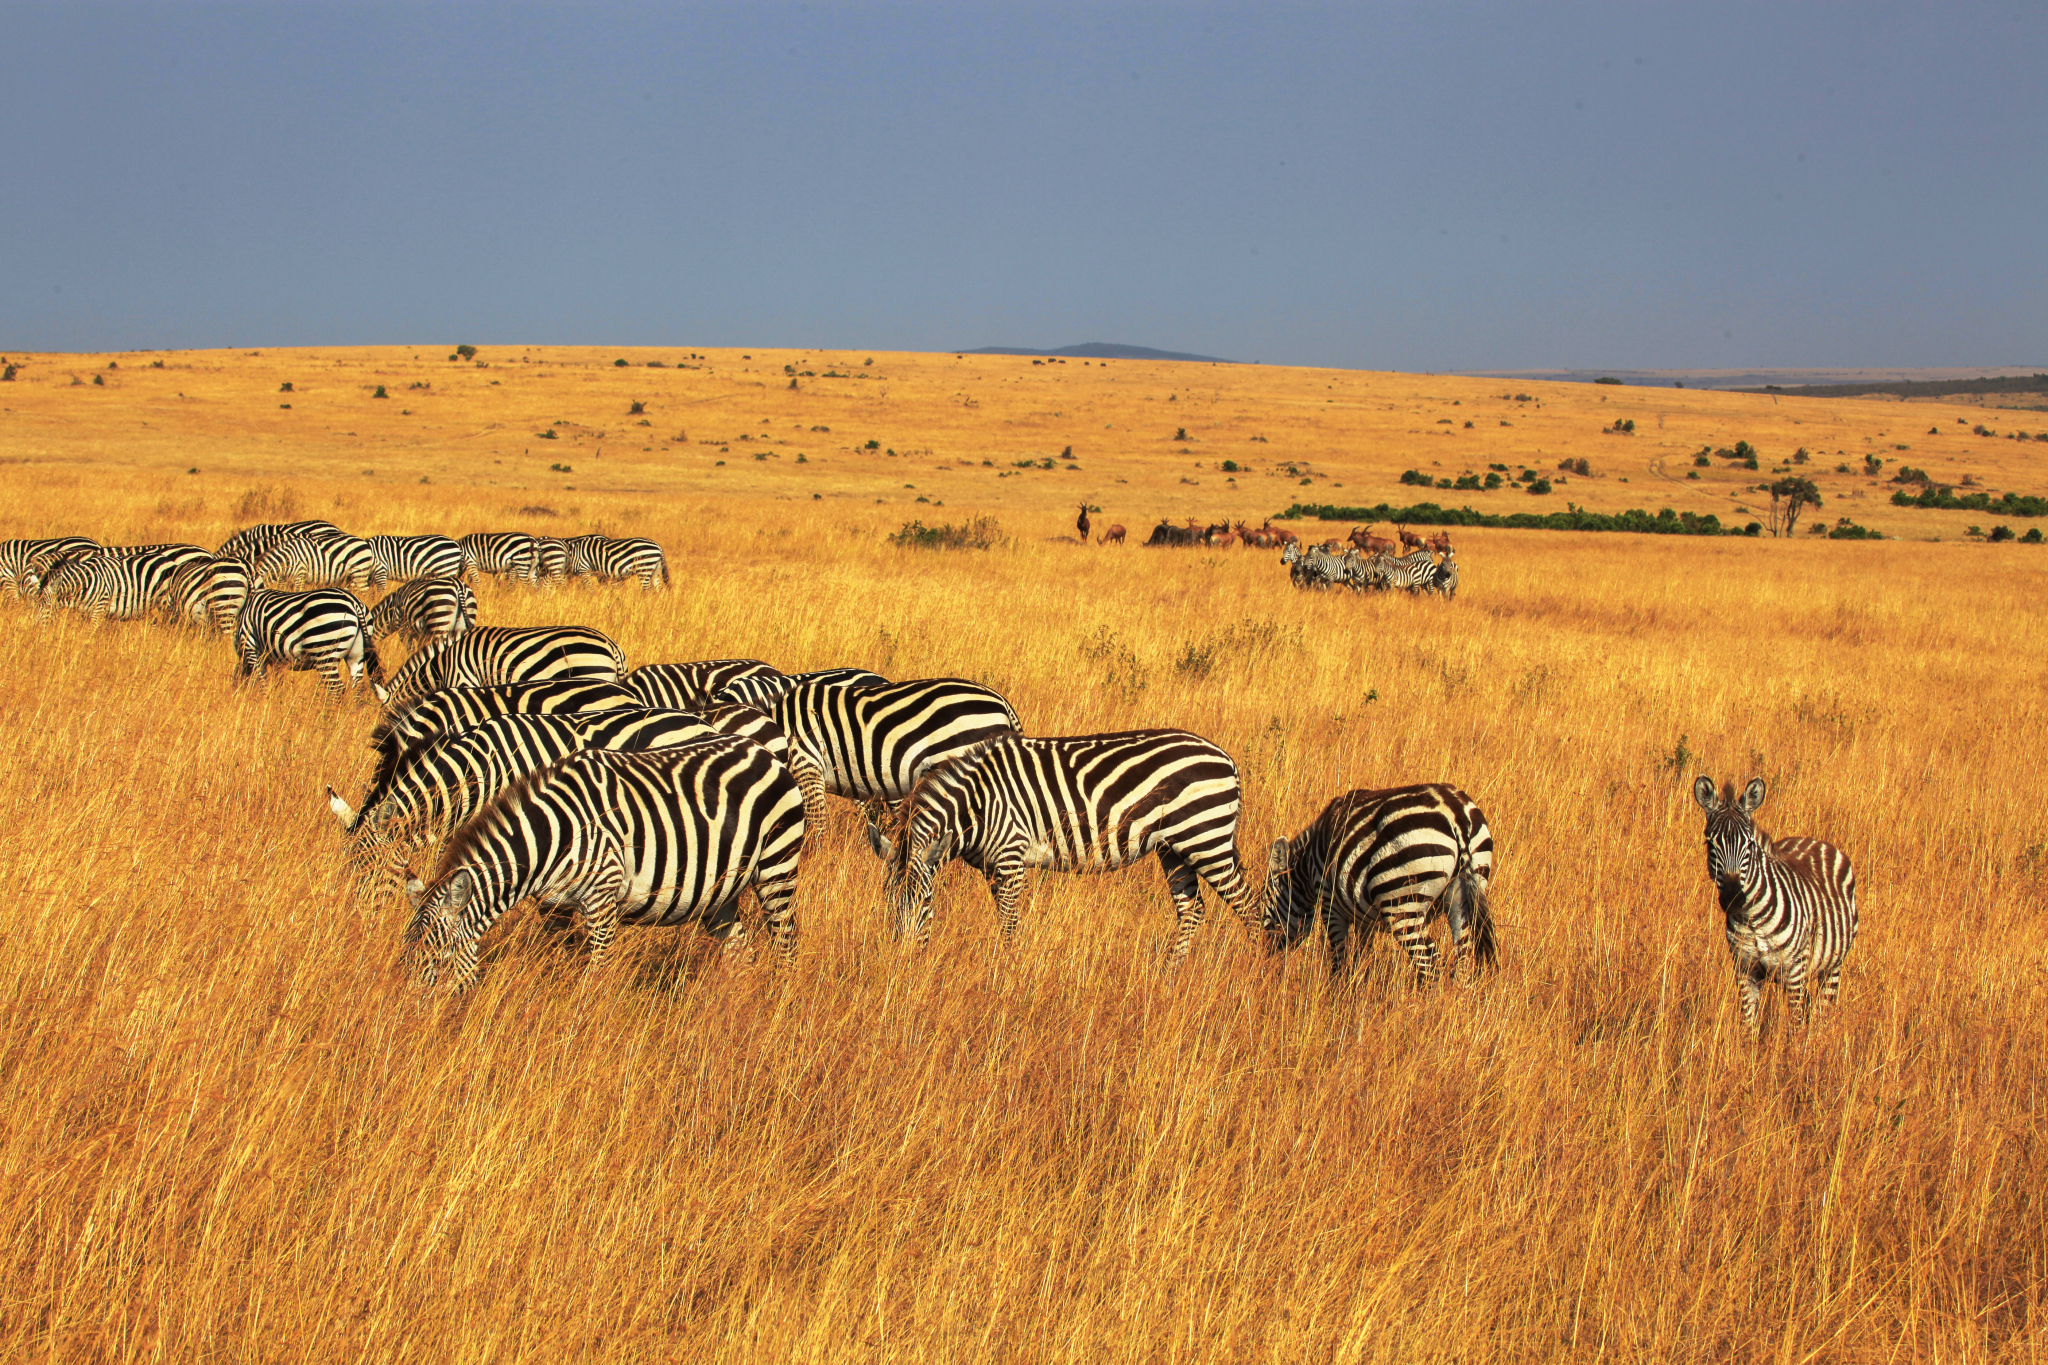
1694,775 -> 1767,889
1259,834 -> 1320,952
403,865 -> 482,989
1280,542 -> 1301,566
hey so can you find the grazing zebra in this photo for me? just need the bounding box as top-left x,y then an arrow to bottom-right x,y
458,531 -> 539,584
236,587 -> 381,697
367,533 -> 465,583
253,530 -> 387,592
381,624 -> 627,706
366,575 -> 477,647
1,536 -> 97,596
333,704 -> 819,886
565,534 -> 669,590
217,521 -> 341,568
627,659 -> 780,710
710,666 -> 887,709
1263,785 -> 1497,984
1380,549 -> 1442,593
158,554 -> 251,635
531,537 -> 572,588
402,737 -> 808,989
35,544 -> 210,623
767,675 -> 1021,806
1694,776 -> 1858,1034
1281,541 -> 1348,590
864,729 -> 1259,958
363,677 -> 642,817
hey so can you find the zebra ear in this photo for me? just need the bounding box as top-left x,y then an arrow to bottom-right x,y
326,785 -> 357,827
403,864 -> 427,900
1692,776 -> 1719,813
1267,837 -> 1291,875
371,681 -> 389,705
1739,777 -> 1766,814
920,831 -> 952,871
863,799 -> 893,862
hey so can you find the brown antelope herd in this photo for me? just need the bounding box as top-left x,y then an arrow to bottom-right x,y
1090,514 -> 1451,561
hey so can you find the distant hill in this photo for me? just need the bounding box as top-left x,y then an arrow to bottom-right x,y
1732,374 -> 2048,400
1460,365 -> 2048,392
959,342 -> 1238,364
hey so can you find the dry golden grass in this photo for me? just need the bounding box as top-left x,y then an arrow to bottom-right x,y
1,349 -> 2045,1361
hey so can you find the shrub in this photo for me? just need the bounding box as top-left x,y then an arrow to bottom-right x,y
1989,524 -> 2016,543
2024,529 -> 2043,544
1484,472 -> 1504,489
93,374 -> 105,386
550,463 -> 572,473
1793,447 -> 1809,463
1693,454 -> 1711,467
887,515 -> 1003,551
538,428 -> 557,440
455,344 -> 478,361
279,381 -> 294,393
1558,457 -> 1592,476
1220,459 -> 1239,472
628,400 -> 645,415
614,358 -> 629,367
2,364 -> 18,381
1400,469 -> 1433,487
864,439 -> 881,450
372,385 -> 388,398
1528,478 -> 1553,495
1594,376 -> 1623,385
1828,518 -> 1882,540
1175,428 -> 1190,442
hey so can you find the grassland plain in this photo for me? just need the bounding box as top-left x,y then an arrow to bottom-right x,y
0,349 -> 2045,1362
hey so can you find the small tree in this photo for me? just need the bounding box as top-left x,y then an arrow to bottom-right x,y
1766,476 -> 1822,538
455,344 -> 478,361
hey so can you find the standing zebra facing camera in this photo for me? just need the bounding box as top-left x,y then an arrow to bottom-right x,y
235,586 -> 381,698
1695,776 -> 1858,1035
865,728 -> 1261,958
366,575 -> 476,648
403,737 -> 808,991
1263,784 -> 1497,984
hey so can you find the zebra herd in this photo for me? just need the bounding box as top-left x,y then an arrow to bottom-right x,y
1282,540 -> 1459,598
6,521 -> 1856,1033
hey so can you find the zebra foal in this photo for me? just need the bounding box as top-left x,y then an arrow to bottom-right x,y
403,738 -> 808,990
864,729 -> 1259,958
1263,784 -> 1497,984
1695,776 -> 1857,1034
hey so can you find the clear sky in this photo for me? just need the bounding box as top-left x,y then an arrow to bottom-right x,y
4,2 -> 2043,371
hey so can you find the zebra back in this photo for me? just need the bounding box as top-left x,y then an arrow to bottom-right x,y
769,674 -> 1021,803
235,586 -> 380,696
382,624 -> 627,705
458,531 -> 539,583
158,555 -> 251,634
711,666 -> 887,708
2,536 -> 98,596
254,530 -> 386,591
368,534 -> 465,583
403,736 -> 808,989
366,575 -> 477,647
218,521 -> 341,567
627,659 -> 780,710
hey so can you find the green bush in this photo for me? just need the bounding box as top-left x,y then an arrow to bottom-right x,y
887,516 -> 1003,550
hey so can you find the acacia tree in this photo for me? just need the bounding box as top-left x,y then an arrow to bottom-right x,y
1767,476 -> 1823,537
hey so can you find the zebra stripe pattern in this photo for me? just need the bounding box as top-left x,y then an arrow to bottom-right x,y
402,738 -> 808,990
366,575 -> 476,647
218,521 -> 341,568
253,531 -> 387,592
567,534 -> 669,590
767,674 -> 1021,806
531,537 -> 572,588
36,544 -> 210,623
1281,541 -> 1349,590
2,536 -> 98,596
865,729 -> 1260,957
158,555 -> 251,635
1264,784 -> 1497,983
381,624 -> 628,706
236,587 -> 381,696
626,659 -> 781,710
1424,549 -> 1459,599
366,678 -> 643,802
1380,549 -> 1442,593
458,531 -> 539,584
367,534 -> 465,583
710,667 -> 887,709
1694,776 -> 1858,1034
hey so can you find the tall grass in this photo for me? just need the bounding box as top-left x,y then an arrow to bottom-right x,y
1,478 -> 2044,1361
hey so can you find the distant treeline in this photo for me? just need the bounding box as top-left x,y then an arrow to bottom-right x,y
1278,501 -> 1757,537
1736,374 -> 2048,400
1890,486 -> 2048,517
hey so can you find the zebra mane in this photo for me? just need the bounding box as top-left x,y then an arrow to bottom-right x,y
888,736 -> 1012,875
432,759 -> 562,882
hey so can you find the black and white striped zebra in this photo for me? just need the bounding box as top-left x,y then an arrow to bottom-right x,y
381,624 -> 627,706
35,544 -> 210,623
218,521 -> 341,568
1422,548 -> 1459,599
566,534 -> 670,590
236,586 -> 381,697
158,554 -> 251,635
1694,776 -> 1858,1034
366,575 -> 476,648
1263,784 -> 1498,984
253,530 -> 387,592
1381,549 -> 1442,593
401,737 -> 808,989
865,729 -> 1260,957
2,536 -> 97,597
458,531 -> 539,585
709,667 -> 888,709
766,674 -> 1021,807
627,659 -> 781,710
531,537 -> 572,588
367,534 -> 465,583
1280,541 -> 1348,590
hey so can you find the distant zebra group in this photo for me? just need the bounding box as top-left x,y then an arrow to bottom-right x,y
9,517 -> 1855,1036
1282,540 -> 1459,598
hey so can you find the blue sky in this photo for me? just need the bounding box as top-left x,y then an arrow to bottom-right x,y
3,2 -> 2043,371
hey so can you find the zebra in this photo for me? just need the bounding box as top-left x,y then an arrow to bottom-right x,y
402,737 -> 808,990
1263,784 -> 1497,984
765,674 -> 1021,807
1281,541 -> 1348,590
865,729 -> 1261,958
627,659 -> 781,710
253,530 -> 387,592
217,521 -> 341,568
332,704 -> 821,888
366,575 -> 476,648
35,544 -> 210,623
567,534 -> 669,590
709,667 -> 887,709
381,624 -> 628,706
1,536 -> 97,596
458,531 -> 539,585
531,536 -> 572,588
1345,551 -> 1397,592
1381,549 -> 1442,593
1694,776 -> 1858,1034
1422,548 -> 1459,599
157,554 -> 251,635
236,587 -> 381,697
367,534 -> 465,583
362,677 -> 643,818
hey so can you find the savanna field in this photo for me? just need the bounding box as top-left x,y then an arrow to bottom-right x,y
2,346 -> 2046,1361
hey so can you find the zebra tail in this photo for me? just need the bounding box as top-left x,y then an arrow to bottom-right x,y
363,634 -> 386,685
1448,850 -> 1497,971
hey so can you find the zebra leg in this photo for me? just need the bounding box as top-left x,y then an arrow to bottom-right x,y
987,859 -> 1027,942
1383,896 -> 1441,985
1325,902 -> 1353,981
1158,847 -> 1208,961
579,863 -> 631,974
1783,954 -> 1813,1031
1733,955 -> 1767,1035
1820,963 -> 1845,1006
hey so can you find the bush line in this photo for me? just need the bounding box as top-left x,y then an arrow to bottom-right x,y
1276,501 -> 1760,537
